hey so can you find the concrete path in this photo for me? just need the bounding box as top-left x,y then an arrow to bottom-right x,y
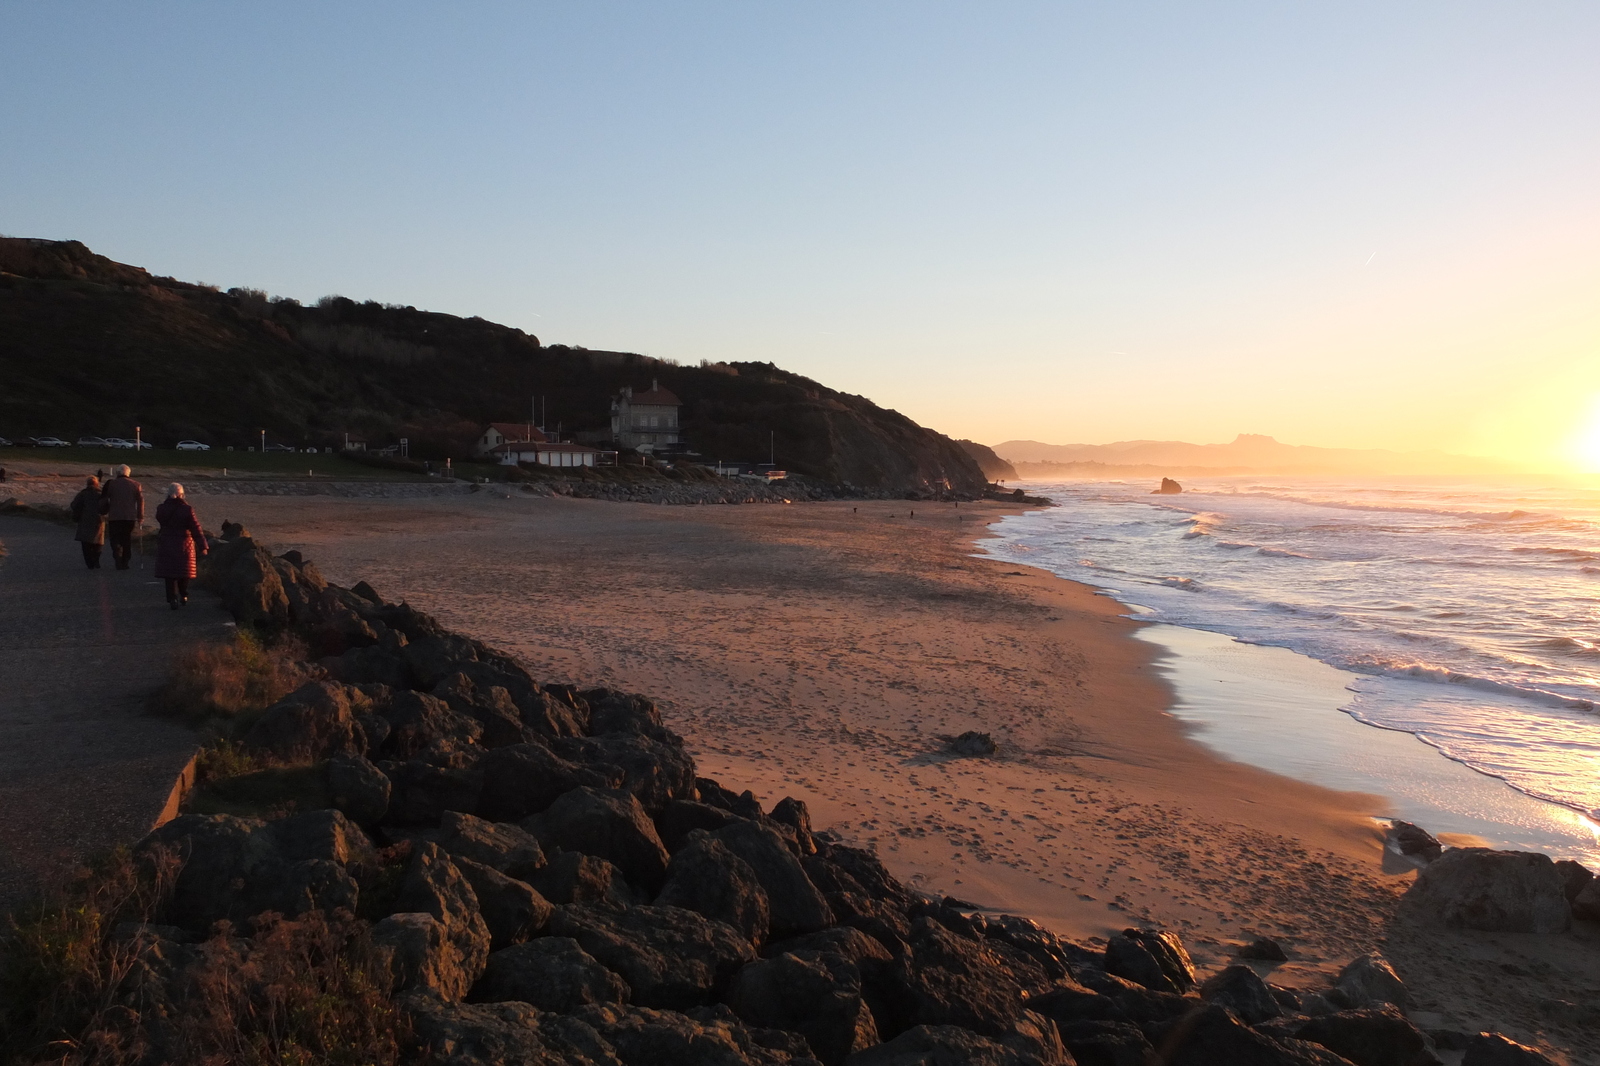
0,516 -> 229,911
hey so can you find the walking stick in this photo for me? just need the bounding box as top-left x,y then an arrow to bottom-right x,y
138,523 -> 145,569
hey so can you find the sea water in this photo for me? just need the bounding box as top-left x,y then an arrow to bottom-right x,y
982,476 -> 1600,863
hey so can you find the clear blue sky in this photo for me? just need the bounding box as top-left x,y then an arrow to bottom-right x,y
4,3 -> 1597,463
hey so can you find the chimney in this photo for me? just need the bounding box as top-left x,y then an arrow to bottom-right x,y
651,378 -> 659,392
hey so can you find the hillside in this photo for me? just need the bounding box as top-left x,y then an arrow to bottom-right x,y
0,238 -> 986,494
994,433 -> 1515,477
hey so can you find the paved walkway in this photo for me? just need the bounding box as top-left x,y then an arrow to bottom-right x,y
0,517 -> 228,911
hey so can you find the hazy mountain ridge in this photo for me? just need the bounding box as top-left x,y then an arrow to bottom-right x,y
994,433 -> 1518,477
0,238 -> 987,494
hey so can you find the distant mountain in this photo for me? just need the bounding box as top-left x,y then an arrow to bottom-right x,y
0,238 -> 986,494
993,434 -> 1515,477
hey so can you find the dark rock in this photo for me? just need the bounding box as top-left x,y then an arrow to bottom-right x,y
658,799 -> 745,852
589,692 -> 668,738
405,994 -> 623,1065
1200,965 -> 1281,1025
382,841 -> 491,1000
326,752 -> 391,825
1073,968 -> 1198,1027
219,544 -> 291,628
1153,478 -> 1182,495
477,743 -> 619,821
944,731 -> 999,757
1105,928 -> 1195,994
698,778 -> 767,820
1055,1019 -> 1155,1066
454,856 -> 552,949
657,834 -> 771,944
244,680 -> 367,760
1426,1030 -> 1472,1051
728,950 -> 880,1065
714,821 -> 834,939
1149,1003 -> 1345,1065
436,810 -> 545,873
1462,1033 -> 1556,1065
1388,822 -> 1443,863
765,926 -> 895,969
576,1002 -> 823,1065
769,797 -> 819,855
405,634 -> 482,689
267,807 -> 378,865
351,579 -> 385,605
551,901 -> 758,1010
1285,1007 -> 1440,1066
969,913 -> 1084,982
1398,848 -> 1570,933
321,642 -> 415,690
812,842 -> 915,911
386,754 -> 485,826
1553,859 -> 1593,904
1026,977 -> 1129,1028
1571,877 -> 1600,922
552,733 -> 697,814
384,691 -> 484,757
529,849 -> 637,906
471,937 -> 630,1012
1239,938 -> 1290,962
523,786 -> 671,892
1332,954 -> 1409,1012
876,916 -> 1029,1039
843,1019 -> 1067,1065
434,671 -> 533,748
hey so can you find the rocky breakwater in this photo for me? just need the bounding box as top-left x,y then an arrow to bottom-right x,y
103,530 -> 1566,1065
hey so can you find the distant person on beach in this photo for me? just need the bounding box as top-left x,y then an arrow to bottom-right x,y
69,475 -> 107,569
101,464 -> 144,570
154,483 -> 207,609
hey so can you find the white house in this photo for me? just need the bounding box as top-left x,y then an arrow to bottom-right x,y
610,380 -> 681,453
475,422 -> 547,457
489,441 -> 604,468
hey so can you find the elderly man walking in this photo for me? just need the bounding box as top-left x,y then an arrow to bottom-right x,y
101,464 -> 145,570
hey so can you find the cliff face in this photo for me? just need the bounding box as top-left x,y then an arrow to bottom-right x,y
0,238 -> 986,494
955,440 -> 1017,482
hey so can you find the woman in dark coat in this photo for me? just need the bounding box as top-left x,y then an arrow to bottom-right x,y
69,476 -> 107,569
154,483 -> 208,609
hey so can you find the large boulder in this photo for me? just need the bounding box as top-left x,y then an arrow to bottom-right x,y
1148,1003 -> 1353,1065
552,734 -> 697,814
1200,965 -> 1281,1025
727,950 -> 881,1066
385,754 -> 486,826
1276,1007 -> 1440,1066
471,938 -> 630,1012
384,691 -> 484,757
713,821 -> 834,939
405,634 -> 482,689
1104,927 -> 1195,994
1398,849 -> 1571,933
454,856 -> 553,949
1571,877 -> 1600,922
1332,954 -> 1409,1012
875,917 -> 1030,1039
1054,1019 -> 1156,1066
434,671 -> 534,748
217,543 -> 291,628
436,810 -> 545,874
843,1017 -> 1069,1066
657,800 -> 745,853
1461,1033 -> 1557,1065
379,842 -> 491,1000
325,752 -> 392,825
523,787 -> 671,892
405,995 -> 623,1066
530,850 -> 638,906
575,1003 -> 821,1066
243,680 -> 367,760
477,743 -> 620,821
657,834 -> 771,945
551,902 -> 757,1010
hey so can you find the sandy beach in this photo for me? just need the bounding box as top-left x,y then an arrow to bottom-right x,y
6,472 -> 1598,1058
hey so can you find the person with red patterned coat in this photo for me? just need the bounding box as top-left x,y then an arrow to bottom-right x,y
153,483 -> 208,609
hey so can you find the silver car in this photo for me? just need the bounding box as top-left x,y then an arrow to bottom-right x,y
175,440 -> 211,451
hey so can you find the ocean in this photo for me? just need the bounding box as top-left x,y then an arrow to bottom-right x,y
982,475 -> 1600,863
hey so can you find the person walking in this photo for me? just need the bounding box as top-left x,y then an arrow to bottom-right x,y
101,464 -> 145,570
69,475 -> 107,569
154,483 -> 208,609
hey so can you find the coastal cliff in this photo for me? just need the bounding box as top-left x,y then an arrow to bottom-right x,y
0,238 -> 986,496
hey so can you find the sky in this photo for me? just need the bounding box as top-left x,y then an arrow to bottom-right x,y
3,3 -> 1598,468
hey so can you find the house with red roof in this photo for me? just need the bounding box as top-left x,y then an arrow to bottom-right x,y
610,379 -> 682,453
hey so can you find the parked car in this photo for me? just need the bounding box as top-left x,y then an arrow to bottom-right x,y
0,436 -> 12,447
103,437 -> 135,449
33,436 -> 71,448
264,443 -> 296,452
175,440 -> 211,451
76,436 -> 109,447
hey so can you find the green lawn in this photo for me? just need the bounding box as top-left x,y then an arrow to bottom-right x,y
0,446 -> 432,480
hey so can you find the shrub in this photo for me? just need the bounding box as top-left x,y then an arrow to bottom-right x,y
152,631 -> 305,727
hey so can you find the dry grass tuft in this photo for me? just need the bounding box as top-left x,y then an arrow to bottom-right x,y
153,631 -> 307,728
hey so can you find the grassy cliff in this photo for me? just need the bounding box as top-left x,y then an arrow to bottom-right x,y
0,238 -> 986,494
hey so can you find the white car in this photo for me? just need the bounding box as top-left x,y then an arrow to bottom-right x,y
76,436 -> 109,447
175,440 -> 211,451
34,436 -> 71,448
103,437 -> 135,449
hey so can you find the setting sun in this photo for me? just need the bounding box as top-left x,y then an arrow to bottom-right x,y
1569,395 -> 1600,472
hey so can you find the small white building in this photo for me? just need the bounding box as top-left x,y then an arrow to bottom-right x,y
490,441 -> 604,468
610,380 -> 681,453
476,422 -> 547,456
